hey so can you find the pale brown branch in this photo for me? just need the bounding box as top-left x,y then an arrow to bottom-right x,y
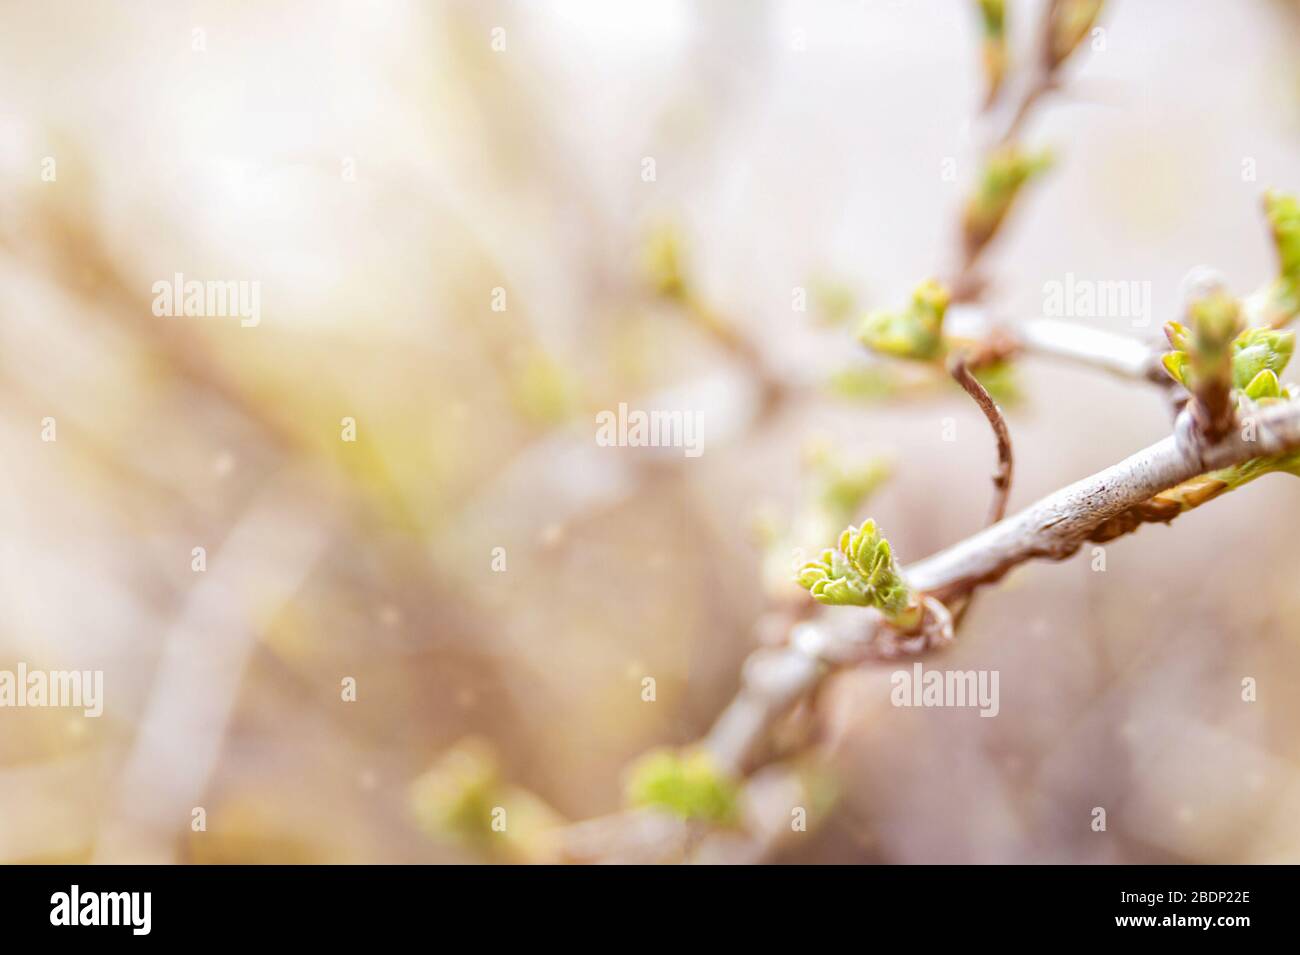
906,401 -> 1300,599
1014,318 -> 1168,384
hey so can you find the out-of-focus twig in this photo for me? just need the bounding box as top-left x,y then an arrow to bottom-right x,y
954,0 -> 1104,296
1015,318 -> 1168,383
92,471 -> 334,863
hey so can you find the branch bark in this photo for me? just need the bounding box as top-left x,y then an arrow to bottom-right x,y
906,401 -> 1300,598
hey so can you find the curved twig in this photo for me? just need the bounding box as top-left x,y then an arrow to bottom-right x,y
946,352 -> 1014,629
948,354 -> 1014,525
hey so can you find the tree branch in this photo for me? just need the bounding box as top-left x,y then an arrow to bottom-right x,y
906,401 -> 1300,598
702,399 -> 1300,776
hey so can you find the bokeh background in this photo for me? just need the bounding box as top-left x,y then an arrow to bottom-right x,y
1,0 -> 1299,863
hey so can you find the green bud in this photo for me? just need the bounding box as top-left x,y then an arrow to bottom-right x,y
962,147 -> 1053,256
1265,191 -> 1300,277
1189,292 -> 1242,348
1262,191 -> 1300,325
1232,327 -> 1294,388
1047,0 -> 1104,70
624,748 -> 741,826
976,0 -> 1008,101
1161,292 -> 1243,396
1164,320 -> 1192,353
857,279 -> 950,361
977,0 -> 1005,35
795,520 -> 921,627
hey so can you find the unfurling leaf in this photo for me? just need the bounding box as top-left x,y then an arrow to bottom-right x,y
1163,313 -> 1294,411
1242,368 -> 1283,402
795,520 -> 922,628
1161,349 -> 1189,388
1232,327 -> 1294,388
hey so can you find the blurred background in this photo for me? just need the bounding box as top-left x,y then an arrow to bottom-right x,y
1,0 -> 1299,864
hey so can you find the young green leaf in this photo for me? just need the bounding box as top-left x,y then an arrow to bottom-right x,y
1242,368 -> 1283,402
795,520 -> 922,628
1232,326 -> 1294,388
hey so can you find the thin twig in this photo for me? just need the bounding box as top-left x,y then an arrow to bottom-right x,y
946,352 -> 1015,629
993,0 -> 1068,148
995,73 -> 1056,149
947,354 -> 1014,525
